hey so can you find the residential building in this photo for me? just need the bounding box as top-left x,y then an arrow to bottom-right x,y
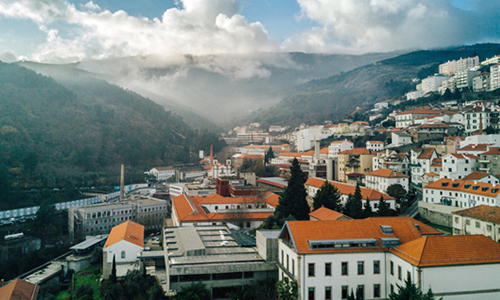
452,205 -> 500,241
365,168 -> 409,194
0,279 -> 39,300
490,64 -> 500,91
464,106 -> 491,134
481,55 -> 500,66
293,126 -> 330,152
373,101 -> 389,110
147,166 -> 175,181
478,147 -> 500,174
337,148 -> 374,183
444,136 -> 465,154
102,220 -> 144,279
366,141 -> 384,152
457,143 -> 492,157
68,197 -> 168,242
231,154 -> 264,169
462,171 -> 500,184
328,139 -> 354,158
405,90 -> 425,100
439,153 -> 479,180
372,150 -> 410,175
421,74 -> 447,93
410,148 -> 438,186
269,125 -> 290,132
395,107 -> 442,128
423,178 -> 500,208
459,134 -> 500,148
439,56 -> 480,75
305,177 -> 396,211
473,72 -> 490,92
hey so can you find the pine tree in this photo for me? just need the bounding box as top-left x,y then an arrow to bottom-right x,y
275,158 -> 310,222
110,255 -> 117,283
312,180 -> 341,211
345,183 -> 364,219
362,198 -> 373,218
390,274 -> 442,300
376,196 -> 391,217
264,146 -> 275,165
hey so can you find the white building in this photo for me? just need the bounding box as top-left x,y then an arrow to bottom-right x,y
405,90 -> 425,100
147,166 -> 175,181
439,153 -> 479,180
460,134 -> 500,149
278,217 -> 500,300
294,126 -> 330,152
452,205 -> 500,241
439,56 -> 480,75
328,139 -> 354,158
395,108 -> 442,128
463,106 -> 491,134
473,72 -> 490,92
373,102 -> 389,110
389,132 -> 412,148
366,141 -> 384,152
490,64 -> 500,91
372,150 -> 410,176
365,168 -> 409,194
421,74 -> 447,93
102,220 -> 144,279
410,148 -> 438,186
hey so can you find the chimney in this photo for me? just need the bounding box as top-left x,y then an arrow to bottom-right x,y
314,139 -> 320,162
479,113 -> 483,135
210,145 -> 213,166
326,159 -> 333,181
120,164 -> 125,200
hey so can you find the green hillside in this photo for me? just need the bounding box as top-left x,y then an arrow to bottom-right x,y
0,62 -> 223,209
254,43 -> 500,126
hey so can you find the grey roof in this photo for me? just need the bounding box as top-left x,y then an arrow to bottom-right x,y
257,229 -> 281,239
70,234 -> 109,250
259,177 -> 288,187
229,229 -> 256,247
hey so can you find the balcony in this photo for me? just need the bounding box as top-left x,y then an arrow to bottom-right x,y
479,158 -> 490,163
479,167 -> 490,173
346,164 -> 360,168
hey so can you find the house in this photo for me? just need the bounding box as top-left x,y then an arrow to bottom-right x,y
305,177 -> 396,212
423,178 -> 500,209
278,217 -> 500,300
328,139 -> 354,158
452,205 -> 500,241
395,107 -> 442,128
337,148 -> 374,183
410,148 -> 438,186
372,150 -> 410,176
389,132 -> 412,147
477,147 -> 500,174
102,221 -> 144,279
309,207 -> 352,221
366,141 -> 384,152
147,166 -> 175,181
0,279 -> 39,300
439,153 -> 479,180
462,171 -> 500,184
464,106 -> 491,134
365,168 -> 409,194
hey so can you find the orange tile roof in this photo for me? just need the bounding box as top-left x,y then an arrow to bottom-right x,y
458,144 -> 491,152
417,148 -> 435,159
462,171 -> 494,181
305,177 -> 395,201
391,235 -> 500,267
0,279 -> 39,300
309,207 -> 351,221
154,166 -> 174,171
279,152 -> 303,158
239,154 -> 265,160
397,108 -> 441,116
452,205 -> 500,225
367,140 -> 384,144
480,147 -> 500,155
366,168 -> 408,178
320,147 -> 329,154
264,192 -> 280,208
104,220 -> 144,249
340,148 -> 372,155
330,140 -> 353,144
284,217 -> 441,254
425,173 -> 439,177
423,178 -> 500,197
449,153 -> 479,159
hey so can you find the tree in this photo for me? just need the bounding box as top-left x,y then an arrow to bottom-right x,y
110,255 -> 117,284
390,274 -> 442,300
362,198 -> 373,218
275,158 -> 309,223
123,270 -> 148,299
173,282 -> 211,300
312,180 -> 341,211
75,284 -> 94,300
148,282 -> 166,300
387,184 -> 407,203
344,183 -> 363,219
264,146 -> 275,165
90,247 -> 102,265
276,277 -> 298,300
104,283 -> 123,300
376,196 -> 391,217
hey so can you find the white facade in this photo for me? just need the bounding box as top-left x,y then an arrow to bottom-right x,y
294,126 -> 330,152
405,90 -> 425,100
328,140 -> 354,158
365,172 -> 409,195
421,74 -> 447,93
453,212 -> 500,242
460,134 -> 500,148
390,132 -> 412,147
366,141 -> 384,152
439,153 -> 479,180
148,167 -> 175,181
423,179 -> 500,208
490,64 -> 500,91
104,240 -> 143,264
410,148 -> 438,186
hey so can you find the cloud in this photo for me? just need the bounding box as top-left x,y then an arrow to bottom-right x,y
0,0 -> 279,65
286,0 -> 500,53
0,50 -> 18,62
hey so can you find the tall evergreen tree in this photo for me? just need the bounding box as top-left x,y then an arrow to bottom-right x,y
376,196 -> 391,217
275,158 -> 309,222
345,183 -> 364,219
362,198 -> 373,218
264,146 -> 275,165
110,255 -> 117,283
390,274 -> 442,300
312,180 -> 341,211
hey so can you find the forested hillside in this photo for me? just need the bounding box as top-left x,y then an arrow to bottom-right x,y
254,43 -> 500,126
0,62 -> 223,209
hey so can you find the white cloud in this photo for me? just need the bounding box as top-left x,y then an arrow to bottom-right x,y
0,50 -> 17,62
82,1 -> 100,11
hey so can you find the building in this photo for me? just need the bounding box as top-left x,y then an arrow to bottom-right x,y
410,148 -> 438,186
68,197 -> 167,242
328,140 -> 354,158
305,177 -> 396,212
309,207 -> 352,221
0,279 -> 39,300
478,147 -> 500,174
147,167 -> 176,181
405,90 -> 425,100
490,64 -> 500,91
366,141 -> 384,152
102,220 -> 144,279
293,126 -> 330,152
439,153 -> 479,180
365,168 -> 409,194
452,205 -> 500,241
464,106 -> 491,134
337,148 -> 374,183
439,56 -> 480,75
473,72 -> 490,92
138,225 -> 278,298
278,217 -> 500,300
421,74 -> 447,93
372,150 -> 410,176
423,178 -> 500,208
395,108 -> 442,128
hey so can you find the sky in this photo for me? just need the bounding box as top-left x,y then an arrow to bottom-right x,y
0,0 -> 499,63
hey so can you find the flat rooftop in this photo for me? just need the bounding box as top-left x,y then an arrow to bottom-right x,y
70,234 -> 108,251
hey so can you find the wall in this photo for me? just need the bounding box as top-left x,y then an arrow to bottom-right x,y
418,201 -> 454,227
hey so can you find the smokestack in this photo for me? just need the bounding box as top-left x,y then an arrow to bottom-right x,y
326,159 -> 333,181
120,164 -> 125,200
210,145 -> 213,166
315,139 -> 320,162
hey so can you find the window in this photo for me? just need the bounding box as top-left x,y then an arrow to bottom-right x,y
121,251 -> 126,259
373,260 -> 380,274
308,287 -> 315,300
292,259 -> 295,276
407,271 -> 411,280
487,225 -> 492,232
390,261 -> 394,275
357,261 -> 364,275
390,284 -> 394,294
281,250 -> 284,264
286,255 -> 289,270
341,286 -> 349,299
455,217 -> 459,223
374,284 -> 381,298
466,219 -> 470,225
341,262 -> 348,275
398,265 -> 402,280
325,287 -> 332,300
357,285 -> 364,299
325,262 -> 332,276
308,263 -> 315,277
476,221 -> 480,228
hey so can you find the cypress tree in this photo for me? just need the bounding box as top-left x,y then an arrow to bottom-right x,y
312,180 -> 341,211
275,158 -> 309,222
377,195 -> 391,217
346,183 -> 364,219
362,198 -> 373,218
111,255 -> 117,283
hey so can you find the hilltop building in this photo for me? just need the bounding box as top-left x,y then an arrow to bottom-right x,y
452,205 -> 500,241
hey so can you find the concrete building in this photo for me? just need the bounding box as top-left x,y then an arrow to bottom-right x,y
490,64 -> 500,91
405,90 -> 425,100
439,56 -> 480,75
464,106 -> 491,134
147,167 -> 176,181
337,148 -> 374,183
439,153 -> 479,180
452,205 -> 500,241
410,148 -> 438,186
305,177 -> 396,212
473,72 -> 490,92
365,168 -> 409,195
395,108 -> 442,128
328,140 -> 354,158
293,126 -> 330,152
421,74 -> 447,93
102,221 -> 144,279
366,141 -> 384,152
478,147 -> 500,174
138,225 -> 278,298
372,150 -> 410,176
68,197 -> 167,242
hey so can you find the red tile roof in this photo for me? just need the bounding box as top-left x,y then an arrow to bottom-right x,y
0,279 -> 39,300
462,171 -> 494,181
366,168 -> 408,178
309,207 -> 351,221
391,235 -> 500,267
417,148 -> 436,159
340,148 -> 372,155
449,153 -> 479,159
458,144 -> 491,152
367,141 -> 384,144
104,220 -> 144,249
424,178 -> 500,197
452,205 -> 500,225
480,147 -> 500,155
305,177 -> 395,201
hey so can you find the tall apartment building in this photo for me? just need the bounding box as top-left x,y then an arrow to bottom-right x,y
464,106 -> 491,134
439,56 -> 480,75
68,197 -> 168,242
337,148 -> 374,183
490,64 -> 500,91
473,72 -> 490,92
421,74 -> 447,93
455,69 -> 480,90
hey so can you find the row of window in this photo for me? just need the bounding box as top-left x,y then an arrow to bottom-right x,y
425,190 -> 496,204
390,261 -> 410,281
85,206 -> 166,219
307,261 -> 381,277
307,284 -> 381,300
